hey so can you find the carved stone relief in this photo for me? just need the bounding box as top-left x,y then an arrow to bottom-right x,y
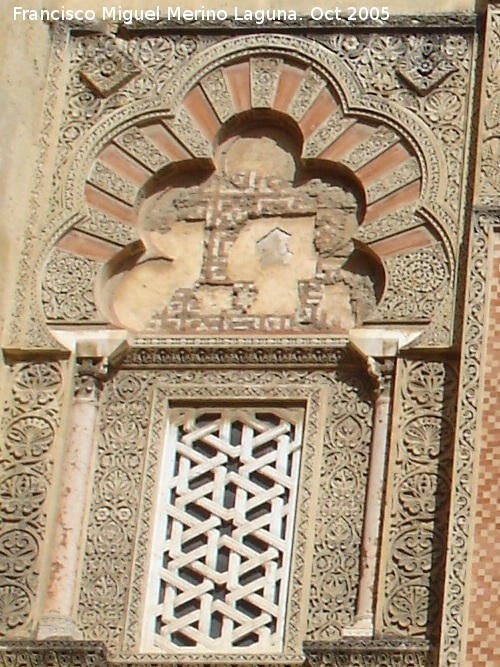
0,21 -> 478,667
478,9 -> 500,204
97,127 -> 381,335
378,244 -> 450,321
77,365 -> 372,661
304,638 -> 431,667
316,32 -> 471,222
0,362 -> 65,637
141,406 -> 305,652
305,372 -> 373,639
436,6 -> 500,663
42,248 -> 104,324
378,359 -> 457,641
438,213 -> 491,667
2,29 -> 470,349
0,640 -> 107,667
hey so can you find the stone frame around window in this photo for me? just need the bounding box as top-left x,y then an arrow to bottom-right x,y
128,376 -> 328,662
74,339 -> 374,666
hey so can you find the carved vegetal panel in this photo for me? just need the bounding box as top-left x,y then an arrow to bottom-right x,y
378,359 -> 457,640
306,372 -> 372,639
479,8 -> 500,204
77,372 -> 153,645
317,32 -> 472,220
77,366 -> 371,661
437,6 -> 500,662
463,232 -> 500,666
42,248 -> 103,323
0,362 -> 64,636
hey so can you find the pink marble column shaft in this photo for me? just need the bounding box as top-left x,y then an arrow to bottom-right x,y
37,358 -> 107,639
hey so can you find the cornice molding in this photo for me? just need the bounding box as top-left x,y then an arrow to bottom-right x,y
58,12 -> 478,34
123,337 -> 362,368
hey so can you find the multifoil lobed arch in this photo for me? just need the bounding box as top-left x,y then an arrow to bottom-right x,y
36,36 -> 453,344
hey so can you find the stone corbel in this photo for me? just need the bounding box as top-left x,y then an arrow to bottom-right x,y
37,333 -> 128,640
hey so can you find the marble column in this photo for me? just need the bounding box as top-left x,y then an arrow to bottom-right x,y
37,357 -> 108,639
343,356 -> 395,638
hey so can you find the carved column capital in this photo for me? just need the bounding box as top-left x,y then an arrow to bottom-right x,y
74,358 -> 109,402
367,356 -> 396,400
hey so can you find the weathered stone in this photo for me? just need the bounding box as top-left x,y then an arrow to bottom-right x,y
0,7 -> 493,667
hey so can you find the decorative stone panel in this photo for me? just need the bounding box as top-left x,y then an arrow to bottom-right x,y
0,641 -> 107,667
0,18 -> 480,667
438,2 -> 500,660
0,361 -> 65,637
377,358 -> 457,640
5,27 -> 475,350
304,638 -> 432,667
463,227 -> 500,666
77,359 -> 372,662
437,212 -> 490,666
142,406 -> 305,653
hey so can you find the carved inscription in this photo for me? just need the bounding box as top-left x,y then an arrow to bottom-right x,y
101,132 -> 380,335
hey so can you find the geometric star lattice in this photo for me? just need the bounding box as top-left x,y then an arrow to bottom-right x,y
141,407 -> 304,653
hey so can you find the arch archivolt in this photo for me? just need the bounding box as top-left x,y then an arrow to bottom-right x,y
32,35 -> 454,345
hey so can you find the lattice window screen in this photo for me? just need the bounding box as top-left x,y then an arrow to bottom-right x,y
141,406 -> 305,653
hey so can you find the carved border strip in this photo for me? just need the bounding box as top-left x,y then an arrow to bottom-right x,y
0,641 -> 107,667
7,25 -> 71,349
0,361 -> 65,637
0,636 -> 433,667
124,339 -> 358,368
438,212 -> 492,666
304,638 -> 431,667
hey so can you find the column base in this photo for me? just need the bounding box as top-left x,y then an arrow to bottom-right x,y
342,615 -> 374,638
36,614 -> 83,640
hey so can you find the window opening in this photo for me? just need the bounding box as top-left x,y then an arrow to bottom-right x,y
141,406 -> 304,653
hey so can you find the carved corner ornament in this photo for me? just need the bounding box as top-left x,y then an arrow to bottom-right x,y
396,35 -> 456,95
74,357 -> 110,401
79,38 -> 139,97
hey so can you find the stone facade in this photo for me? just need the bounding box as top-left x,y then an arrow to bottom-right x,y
1,2 -> 499,666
